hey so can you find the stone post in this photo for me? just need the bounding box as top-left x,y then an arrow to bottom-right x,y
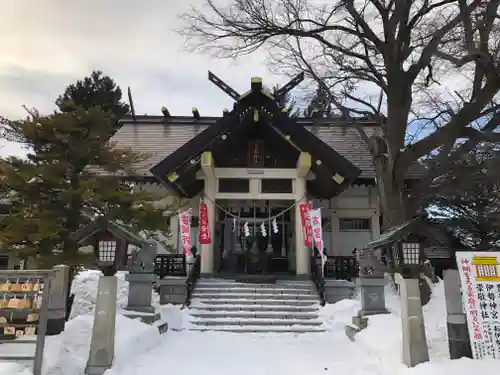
125,273 -> 157,314
85,276 -> 117,375
47,265 -> 71,335
125,242 -> 159,322
358,276 -> 389,316
395,273 -> 429,367
443,269 -> 472,359
356,249 -> 389,316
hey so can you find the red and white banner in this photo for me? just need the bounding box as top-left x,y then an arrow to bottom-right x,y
309,208 -> 327,274
198,202 -> 212,245
299,201 -> 313,246
179,210 -> 193,257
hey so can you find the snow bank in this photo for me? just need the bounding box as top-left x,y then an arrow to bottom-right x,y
0,363 -> 32,375
353,281 -> 449,362
42,314 -> 161,375
70,270 -> 160,318
399,357 -> 500,375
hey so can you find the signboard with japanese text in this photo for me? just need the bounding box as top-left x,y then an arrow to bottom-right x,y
456,251 -> 500,359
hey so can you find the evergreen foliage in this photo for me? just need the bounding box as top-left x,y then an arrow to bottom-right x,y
0,73 -> 177,266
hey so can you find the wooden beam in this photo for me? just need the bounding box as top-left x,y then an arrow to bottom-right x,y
208,71 -> 241,102
296,152 -> 311,177
201,151 -> 215,179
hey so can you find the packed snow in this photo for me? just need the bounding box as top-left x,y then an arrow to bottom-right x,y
0,270 -> 498,375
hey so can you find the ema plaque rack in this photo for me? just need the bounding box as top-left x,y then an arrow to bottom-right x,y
0,270 -> 54,375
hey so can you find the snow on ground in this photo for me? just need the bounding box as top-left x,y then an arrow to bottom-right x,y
69,270 -> 160,319
1,272 -> 499,375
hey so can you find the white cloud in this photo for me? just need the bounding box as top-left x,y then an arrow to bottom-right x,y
0,0 -> 289,157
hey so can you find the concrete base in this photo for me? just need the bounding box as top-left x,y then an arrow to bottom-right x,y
85,276 -> 117,375
358,276 -> 389,316
125,273 -> 156,313
324,279 -> 356,304
447,320 -> 473,359
123,310 -> 161,324
157,277 -> 186,305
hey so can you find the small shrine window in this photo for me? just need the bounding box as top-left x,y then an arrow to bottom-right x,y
339,218 -> 371,231
248,141 -> 264,167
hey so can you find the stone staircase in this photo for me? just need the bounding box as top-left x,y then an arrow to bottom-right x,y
188,278 -> 324,333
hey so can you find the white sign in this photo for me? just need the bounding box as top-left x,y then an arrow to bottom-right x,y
456,251 -> 500,360
309,208 -> 327,274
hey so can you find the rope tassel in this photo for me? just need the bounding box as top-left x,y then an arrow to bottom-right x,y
272,218 -> 279,234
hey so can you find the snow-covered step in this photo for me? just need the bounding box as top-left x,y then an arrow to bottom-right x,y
189,325 -> 325,333
192,292 -> 318,300
190,311 -> 319,320
187,278 -> 323,333
190,304 -> 319,313
196,286 -> 315,294
196,281 -> 314,289
195,298 -> 318,306
190,318 -> 323,326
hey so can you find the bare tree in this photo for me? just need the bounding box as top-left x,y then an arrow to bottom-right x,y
180,0 -> 500,228
426,143 -> 500,248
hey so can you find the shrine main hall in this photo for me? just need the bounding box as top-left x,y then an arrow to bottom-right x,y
109,73 -> 414,277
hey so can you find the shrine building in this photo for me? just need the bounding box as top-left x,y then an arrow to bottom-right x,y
109,72 -> 422,277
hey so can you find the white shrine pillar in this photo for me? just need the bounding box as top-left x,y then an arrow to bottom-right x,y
200,151 -> 216,275
295,152 -> 311,276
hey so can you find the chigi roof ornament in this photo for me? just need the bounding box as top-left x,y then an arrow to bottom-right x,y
127,87 -> 136,121
207,71 -> 304,104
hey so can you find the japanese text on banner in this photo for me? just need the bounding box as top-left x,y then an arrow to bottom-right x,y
309,208 -> 327,275
299,202 -> 313,246
198,202 -> 212,245
179,211 -> 193,257
309,208 -> 325,257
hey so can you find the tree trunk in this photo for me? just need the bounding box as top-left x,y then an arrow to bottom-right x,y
62,173 -> 82,254
374,159 -> 409,230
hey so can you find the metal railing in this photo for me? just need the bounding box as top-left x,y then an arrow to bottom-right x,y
185,256 -> 201,307
309,248 -> 326,306
322,256 -> 358,281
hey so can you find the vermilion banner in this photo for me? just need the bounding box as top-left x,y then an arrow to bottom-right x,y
299,201 -> 313,246
198,202 -> 212,245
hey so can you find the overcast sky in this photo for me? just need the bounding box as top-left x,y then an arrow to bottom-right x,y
0,0 -> 291,157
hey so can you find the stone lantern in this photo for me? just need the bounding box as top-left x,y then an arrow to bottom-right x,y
70,216 -> 148,275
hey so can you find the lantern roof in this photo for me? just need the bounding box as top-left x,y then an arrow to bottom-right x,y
69,216 -> 148,247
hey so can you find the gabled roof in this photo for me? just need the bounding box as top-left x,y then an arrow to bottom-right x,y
111,117 -> 425,180
70,216 -> 147,247
112,116 -> 381,179
147,88 -> 362,198
364,215 -> 464,253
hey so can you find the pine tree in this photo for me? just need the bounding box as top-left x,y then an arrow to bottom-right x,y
56,70 -> 129,130
0,106 -> 173,266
